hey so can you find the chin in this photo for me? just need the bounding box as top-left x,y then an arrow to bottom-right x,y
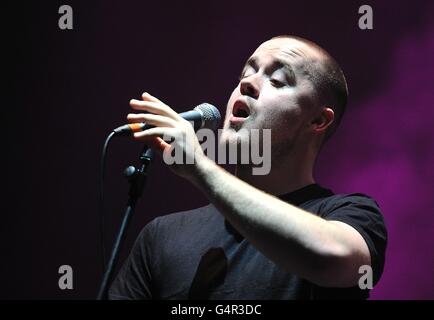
220,127 -> 252,147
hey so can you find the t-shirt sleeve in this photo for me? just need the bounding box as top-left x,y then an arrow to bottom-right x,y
321,194 -> 388,285
108,219 -> 157,300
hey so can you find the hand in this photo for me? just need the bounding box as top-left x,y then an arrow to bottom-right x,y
127,92 -> 206,180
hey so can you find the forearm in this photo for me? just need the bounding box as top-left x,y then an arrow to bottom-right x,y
190,156 -> 367,287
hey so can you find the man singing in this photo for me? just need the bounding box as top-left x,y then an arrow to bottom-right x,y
108,35 -> 387,299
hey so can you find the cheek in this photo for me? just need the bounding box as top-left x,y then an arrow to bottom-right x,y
258,92 -> 303,129
268,109 -> 303,139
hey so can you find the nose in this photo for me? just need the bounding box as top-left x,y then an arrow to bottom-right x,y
239,74 -> 260,99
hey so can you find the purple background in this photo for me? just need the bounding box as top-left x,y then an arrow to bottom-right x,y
4,0 -> 433,299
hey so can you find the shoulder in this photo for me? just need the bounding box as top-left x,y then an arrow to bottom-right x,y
306,191 -> 387,243
312,192 -> 383,217
328,192 -> 381,208
315,192 -> 387,239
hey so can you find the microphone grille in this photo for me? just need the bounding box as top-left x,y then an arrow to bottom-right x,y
194,103 -> 221,131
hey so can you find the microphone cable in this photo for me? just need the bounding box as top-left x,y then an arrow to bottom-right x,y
99,131 -> 116,274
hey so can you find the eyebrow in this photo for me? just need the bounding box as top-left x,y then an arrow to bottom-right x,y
242,56 -> 295,80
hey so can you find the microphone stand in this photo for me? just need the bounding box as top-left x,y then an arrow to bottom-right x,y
97,146 -> 154,300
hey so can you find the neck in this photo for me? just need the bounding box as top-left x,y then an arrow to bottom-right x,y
235,151 -> 316,196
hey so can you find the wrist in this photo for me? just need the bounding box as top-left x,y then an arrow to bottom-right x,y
189,152 -> 215,187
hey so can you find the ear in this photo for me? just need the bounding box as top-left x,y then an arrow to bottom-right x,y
311,107 -> 334,134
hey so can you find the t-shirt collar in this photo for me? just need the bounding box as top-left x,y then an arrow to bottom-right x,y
277,183 -> 334,206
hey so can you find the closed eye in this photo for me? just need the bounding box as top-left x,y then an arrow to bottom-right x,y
270,78 -> 285,87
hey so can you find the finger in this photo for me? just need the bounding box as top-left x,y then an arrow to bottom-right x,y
142,92 -> 162,103
127,113 -> 177,128
130,99 -> 180,120
133,127 -> 177,140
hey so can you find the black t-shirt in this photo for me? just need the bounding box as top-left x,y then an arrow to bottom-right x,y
109,184 -> 387,300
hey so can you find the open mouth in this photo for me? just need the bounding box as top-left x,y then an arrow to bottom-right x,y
232,100 -> 251,119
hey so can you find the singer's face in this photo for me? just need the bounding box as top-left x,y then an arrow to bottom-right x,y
220,38 -> 321,159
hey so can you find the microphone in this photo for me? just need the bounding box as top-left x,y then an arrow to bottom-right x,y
113,103 -> 221,136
